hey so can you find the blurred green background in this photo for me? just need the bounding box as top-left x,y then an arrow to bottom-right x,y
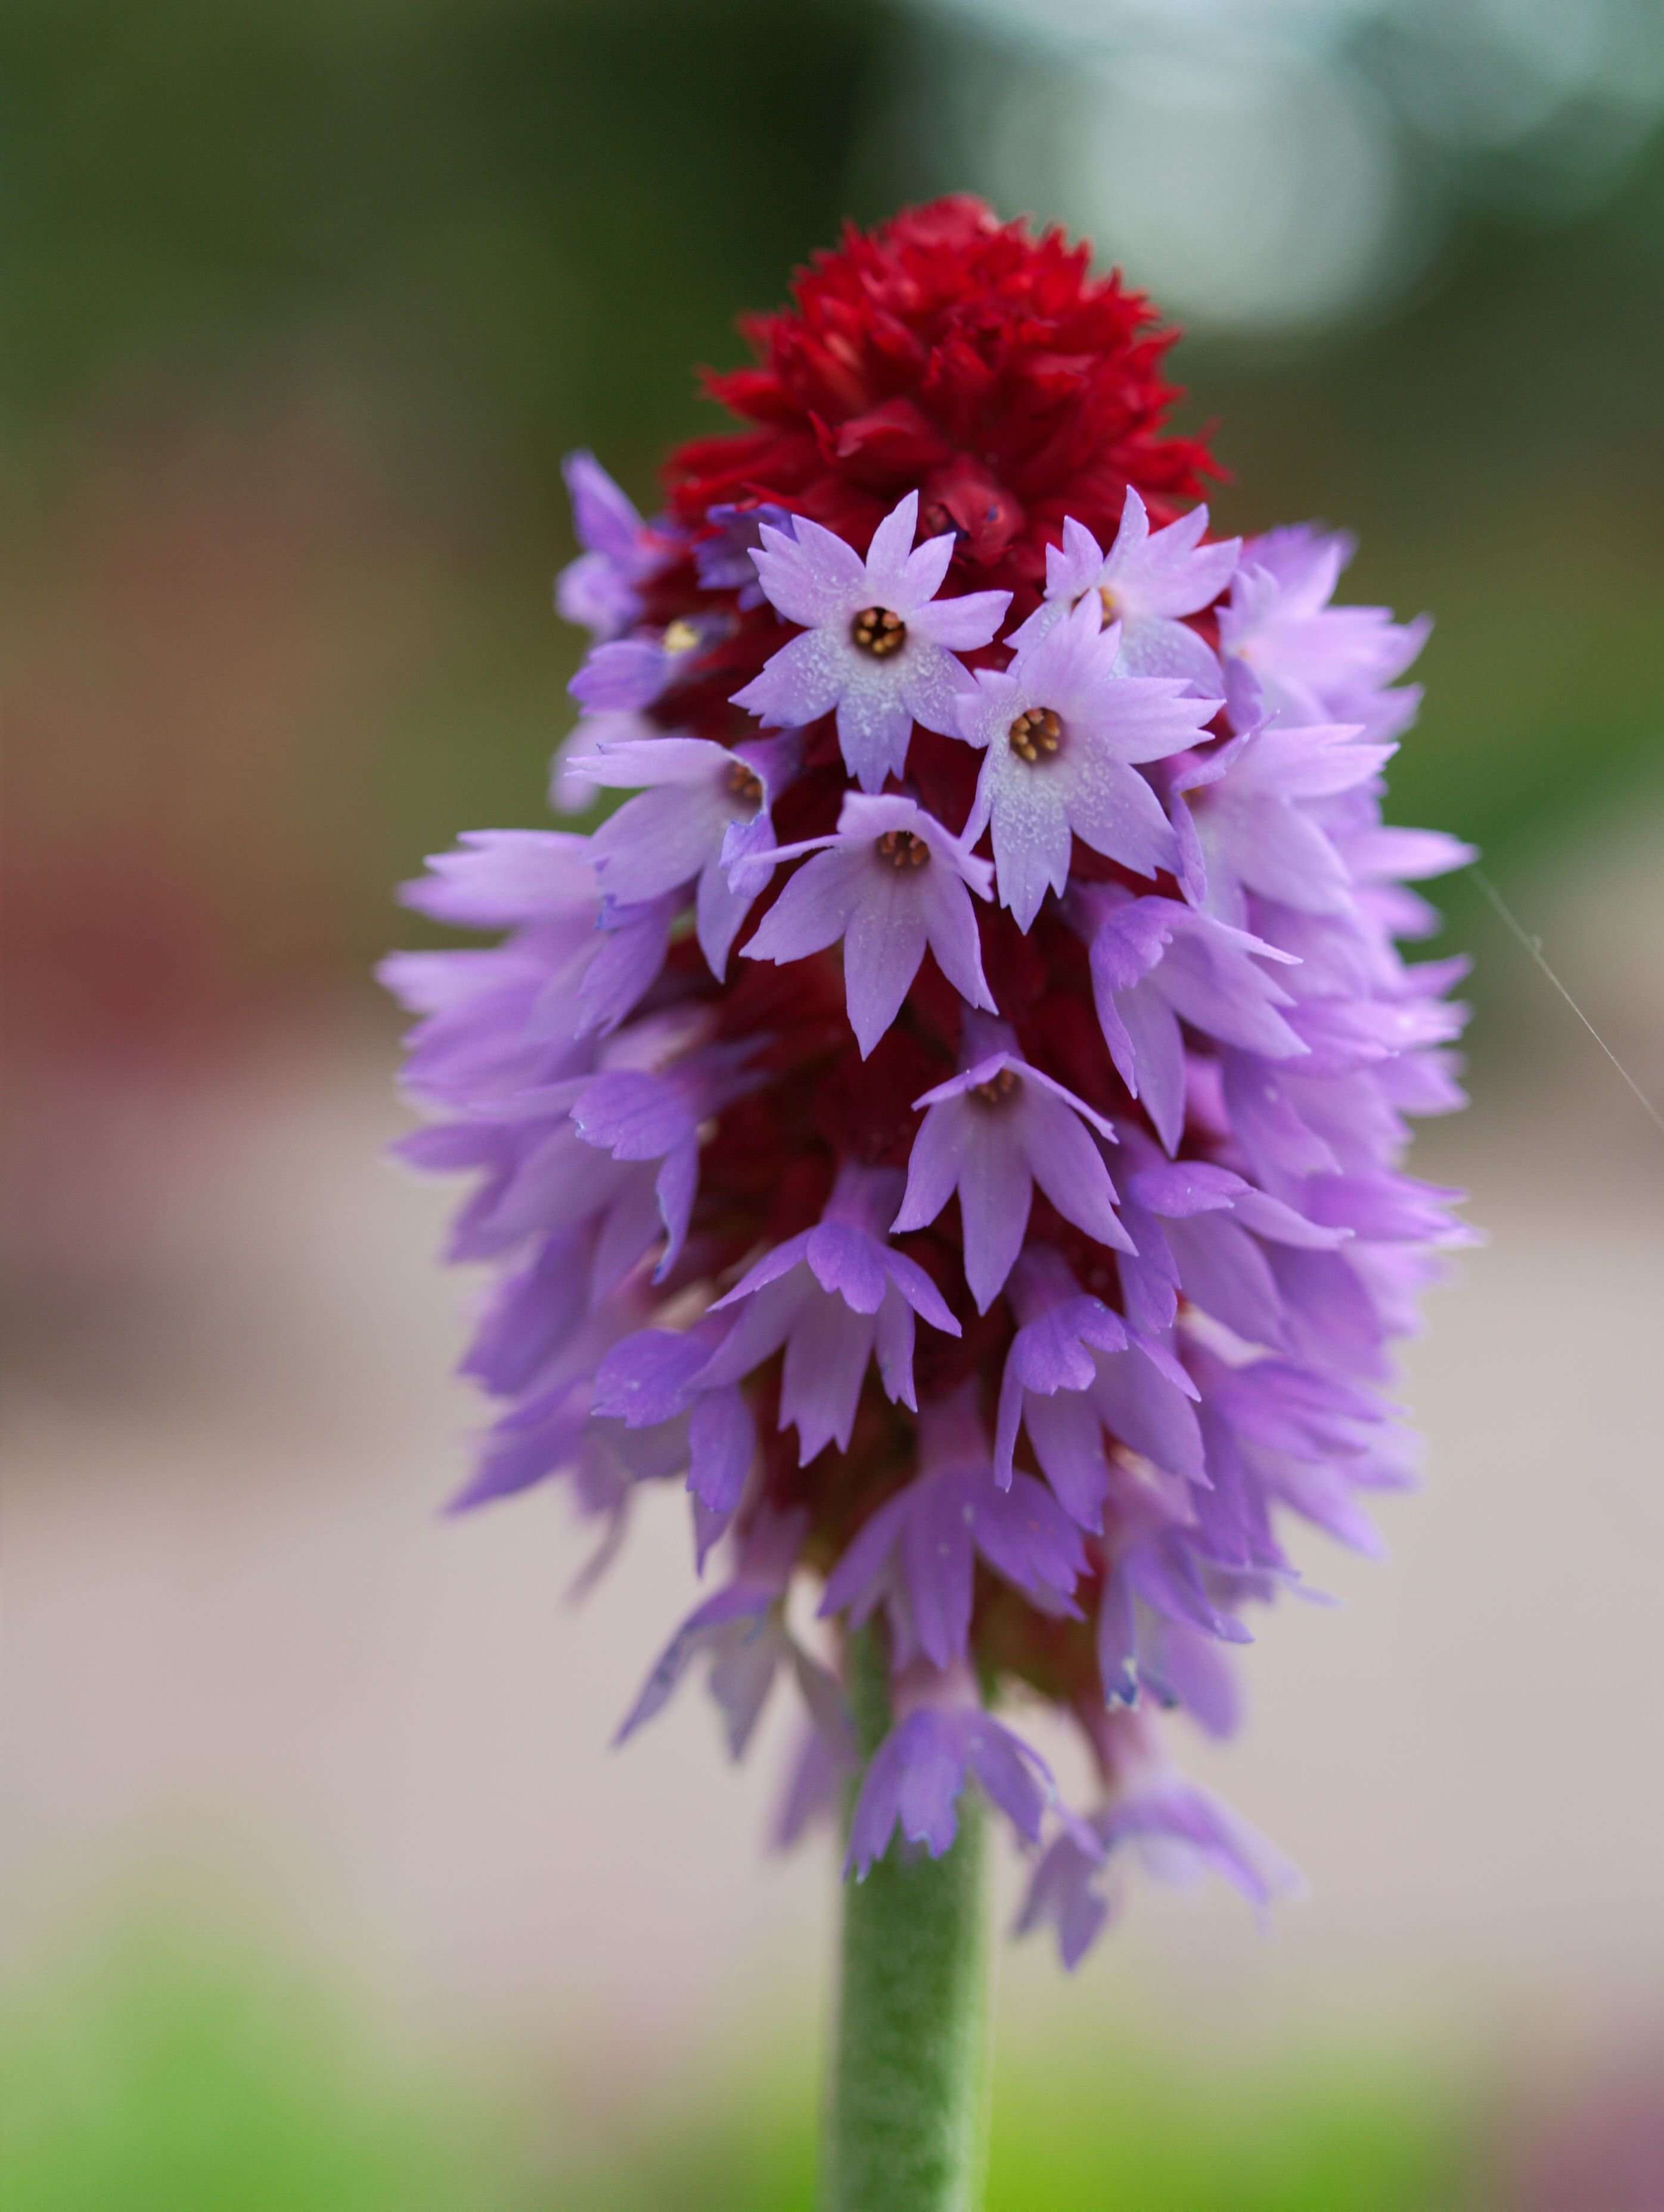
4,2 -> 1662,2206
10,0 -> 1663,1028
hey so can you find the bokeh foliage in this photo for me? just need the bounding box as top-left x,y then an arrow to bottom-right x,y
2,1920 -> 1479,2211
4,0 -> 1659,998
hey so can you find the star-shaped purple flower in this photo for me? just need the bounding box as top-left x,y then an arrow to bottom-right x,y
694,502 -> 796,607
700,1164 -> 961,1464
554,452 -> 678,641
567,1044 -> 771,1287
1114,1145 -> 1350,1357
576,731 -> 797,978
585,1315 -> 761,1566
1072,886 -> 1305,1154
846,1686 -> 1064,1878
738,791 -> 995,1055
1009,491 -> 1240,694
1219,525 -> 1430,742
991,1246 -> 1203,1529
1018,1748 -> 1296,1969
952,595 -> 1221,931
892,1019 -> 1133,1313
613,1507 -> 847,1758
1169,717 -> 1395,927
568,613 -> 724,716
818,1386 -> 1085,1670
731,491 -> 1010,793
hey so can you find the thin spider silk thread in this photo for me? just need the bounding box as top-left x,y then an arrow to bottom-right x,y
1470,865 -> 1664,1144
1468,860 -> 1664,1555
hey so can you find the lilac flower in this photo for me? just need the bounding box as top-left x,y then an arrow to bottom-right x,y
1073,886 -> 1305,1154
893,1021 -> 1132,1312
731,491 -> 1010,793
437,1065 -> 691,1293
992,1252 -> 1129,1510
1199,1350 -> 1415,1558
739,791 -> 995,1054
568,613 -> 722,715
1009,490 -> 1240,694
567,1042 -> 763,1284
700,1164 -> 961,1464
580,896 -> 681,1039
1116,1146 -> 1351,1356
616,1508 -> 850,1760
1219,524 -> 1430,741
1169,715 -> 1395,927
846,1682 -> 1064,1877
547,708 -> 657,816
395,825 -> 591,928
590,1317 -> 759,1564
575,731 -> 796,977
820,1387 -> 1086,1669
773,1718 -> 852,1850
384,831 -> 663,1101
696,502 -> 796,606
1018,1729 -> 1299,1969
555,452 -> 677,641
1092,1523 -> 1258,1723
448,1297 -> 649,1513
952,595 -> 1221,929
992,1247 -> 1203,1528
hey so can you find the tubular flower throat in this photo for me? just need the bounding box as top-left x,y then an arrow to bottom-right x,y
384,198 -> 1472,1964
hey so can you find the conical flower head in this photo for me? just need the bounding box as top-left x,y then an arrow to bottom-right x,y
385,199 -> 1469,1966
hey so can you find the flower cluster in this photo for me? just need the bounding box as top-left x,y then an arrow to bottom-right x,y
384,199 -> 1471,1965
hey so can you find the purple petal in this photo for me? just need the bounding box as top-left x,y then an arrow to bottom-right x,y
400,830 -> 595,929
864,490 -> 924,597
594,1327 -> 713,1426
573,1069 -> 693,1160
1019,1089 -> 1131,1254
836,661 -> 924,792
1091,1347 -> 1205,1481
1096,1565 -> 1140,1706
590,782 -> 724,905
1064,751 -> 1184,879
749,513 -> 865,627
569,638 -> 670,713
894,1712 -> 969,1855
1016,1829 -> 1113,1971
880,1250 -> 961,1337
743,844 -> 866,965
614,1583 -> 771,1744
804,1219 -> 890,1313
913,586 -> 1012,651
563,451 -> 645,563
731,627 -> 845,731
842,874 -> 930,1054
892,1098 -> 970,1238
971,1473 -> 1087,1605
955,1118 -> 1034,1312
1023,1388 -> 1111,1530
963,1714 -> 1053,1843
688,1385 -> 755,1517
780,1293 -> 876,1461
873,1284 -> 920,1410
575,896 -> 674,1037
819,1487 -> 912,1623
902,1477 -> 977,1667
1163,1213 -> 1286,1347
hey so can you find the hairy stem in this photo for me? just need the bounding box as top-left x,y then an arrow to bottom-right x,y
820,1625 -> 991,2212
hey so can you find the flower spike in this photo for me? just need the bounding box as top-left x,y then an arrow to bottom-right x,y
387,198 -> 1467,1984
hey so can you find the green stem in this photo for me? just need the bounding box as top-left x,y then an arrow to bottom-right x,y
820,1625 -> 991,2212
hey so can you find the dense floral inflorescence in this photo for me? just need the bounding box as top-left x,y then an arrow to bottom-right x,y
384,198 -> 1471,1964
